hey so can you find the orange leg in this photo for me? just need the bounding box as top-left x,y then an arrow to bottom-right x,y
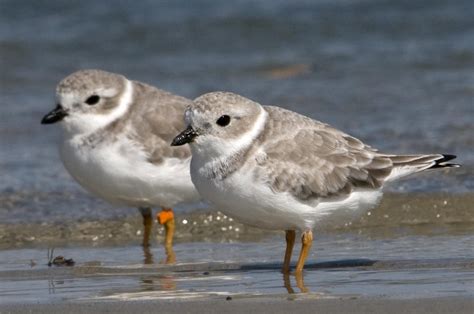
295,230 -> 313,274
139,207 -> 153,248
282,230 -> 296,274
157,208 -> 176,264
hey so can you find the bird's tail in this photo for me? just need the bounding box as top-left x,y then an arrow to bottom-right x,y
382,154 -> 460,182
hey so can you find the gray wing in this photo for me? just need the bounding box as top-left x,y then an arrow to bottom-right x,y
126,81 -> 191,164
255,106 -> 393,201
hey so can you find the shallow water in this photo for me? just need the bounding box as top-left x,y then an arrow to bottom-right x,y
1,192 -> 472,303
1,0 -> 473,305
0,233 -> 473,303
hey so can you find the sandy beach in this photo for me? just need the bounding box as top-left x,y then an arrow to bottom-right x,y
1,193 -> 473,312
1,296 -> 473,314
1,255 -> 473,312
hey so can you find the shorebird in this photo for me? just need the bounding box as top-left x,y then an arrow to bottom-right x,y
42,69 -> 200,260
172,91 -> 459,273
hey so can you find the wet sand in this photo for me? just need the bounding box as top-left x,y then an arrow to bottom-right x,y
1,193 -> 473,249
0,258 -> 473,313
1,193 -> 472,310
0,258 -> 474,313
1,296 -> 472,314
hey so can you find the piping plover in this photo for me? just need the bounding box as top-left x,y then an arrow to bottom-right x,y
41,69 -> 200,256
172,91 -> 459,273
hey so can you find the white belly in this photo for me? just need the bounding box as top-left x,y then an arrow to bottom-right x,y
61,136 -> 199,208
192,161 -> 383,231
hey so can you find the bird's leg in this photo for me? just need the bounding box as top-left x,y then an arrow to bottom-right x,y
164,244 -> 176,264
139,207 -> 153,248
157,207 -> 176,264
157,207 -> 175,248
282,230 -> 296,274
295,230 -> 313,274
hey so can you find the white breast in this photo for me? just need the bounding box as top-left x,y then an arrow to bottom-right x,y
191,157 -> 383,231
61,135 -> 199,208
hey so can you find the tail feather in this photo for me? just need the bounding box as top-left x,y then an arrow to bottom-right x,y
429,154 -> 460,169
382,154 -> 460,182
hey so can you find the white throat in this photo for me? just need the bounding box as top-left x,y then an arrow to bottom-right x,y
62,79 -> 134,137
191,105 -> 268,176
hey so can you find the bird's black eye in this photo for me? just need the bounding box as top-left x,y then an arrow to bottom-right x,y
85,95 -> 100,105
216,115 -> 231,127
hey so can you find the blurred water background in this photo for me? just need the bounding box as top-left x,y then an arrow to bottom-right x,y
1,0 -> 473,221
0,0 -> 473,302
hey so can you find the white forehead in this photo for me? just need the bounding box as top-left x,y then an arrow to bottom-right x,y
56,69 -> 125,102
57,86 -> 119,101
184,107 -> 194,125
187,91 -> 261,125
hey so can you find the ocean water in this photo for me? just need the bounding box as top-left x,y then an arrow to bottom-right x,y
0,0 -> 473,303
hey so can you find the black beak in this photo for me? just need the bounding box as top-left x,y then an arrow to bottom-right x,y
171,125 -> 198,146
41,104 -> 68,124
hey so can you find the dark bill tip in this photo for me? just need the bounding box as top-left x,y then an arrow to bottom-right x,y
41,104 -> 68,124
171,125 -> 198,146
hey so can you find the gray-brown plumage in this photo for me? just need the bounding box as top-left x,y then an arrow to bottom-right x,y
101,80 -> 192,163
253,106 -> 458,202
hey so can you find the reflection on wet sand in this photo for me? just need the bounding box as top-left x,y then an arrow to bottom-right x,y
137,270 -> 307,299
140,274 -> 177,293
142,246 -> 154,265
283,272 -> 309,294
141,240 -> 178,293
164,245 -> 176,264
142,240 -> 176,265
1,257 -> 472,303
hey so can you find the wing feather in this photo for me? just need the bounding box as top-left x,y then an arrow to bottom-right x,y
256,106 -> 392,201
125,82 -> 191,164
